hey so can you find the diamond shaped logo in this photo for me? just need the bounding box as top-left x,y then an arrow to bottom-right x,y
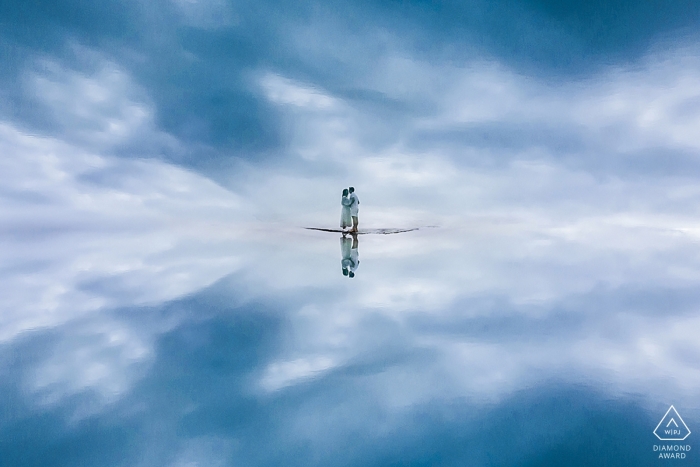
654,405 -> 691,441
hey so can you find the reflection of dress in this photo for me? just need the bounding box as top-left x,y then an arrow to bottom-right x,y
340,196 -> 352,229
340,237 -> 353,269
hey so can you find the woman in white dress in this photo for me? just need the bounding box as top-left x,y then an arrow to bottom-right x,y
340,188 -> 352,230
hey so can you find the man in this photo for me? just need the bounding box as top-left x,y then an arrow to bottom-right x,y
348,186 -> 359,233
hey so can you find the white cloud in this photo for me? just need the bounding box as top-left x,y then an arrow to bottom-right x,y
170,0 -> 237,29
167,436 -> 234,467
246,49 -> 700,408
1,57 -> 251,408
261,74 -> 339,110
5,42 -> 700,416
0,120 -> 250,409
260,355 -> 337,392
24,54 -> 177,152
29,317 -> 155,412
401,49 -> 700,154
0,122 -> 247,344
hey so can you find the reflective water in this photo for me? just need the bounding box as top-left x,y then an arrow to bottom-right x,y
2,151 -> 699,465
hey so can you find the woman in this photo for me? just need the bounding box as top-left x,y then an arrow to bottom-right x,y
340,188 -> 352,230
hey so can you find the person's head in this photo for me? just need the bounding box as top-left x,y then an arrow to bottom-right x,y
348,271 -> 355,278
342,268 -> 348,276
342,188 -> 349,196
348,187 -> 355,193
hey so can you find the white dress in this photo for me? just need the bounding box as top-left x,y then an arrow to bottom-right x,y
340,195 -> 352,228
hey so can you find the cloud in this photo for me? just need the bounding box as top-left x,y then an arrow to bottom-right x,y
261,74 -> 338,110
0,118 -> 250,408
22,50 -> 179,154
170,0 -> 237,29
260,355 -> 336,392
0,56 -> 254,407
237,48 -> 700,408
4,38 -> 700,419
167,436 -> 234,467
0,120 -> 247,342
28,316 -> 155,412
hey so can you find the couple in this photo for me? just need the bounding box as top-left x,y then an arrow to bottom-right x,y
340,186 -> 360,233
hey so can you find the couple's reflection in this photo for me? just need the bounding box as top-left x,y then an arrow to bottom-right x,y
340,233 -> 359,278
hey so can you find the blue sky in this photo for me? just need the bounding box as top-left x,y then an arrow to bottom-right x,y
2,1 -> 700,466
1,0 -> 699,166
